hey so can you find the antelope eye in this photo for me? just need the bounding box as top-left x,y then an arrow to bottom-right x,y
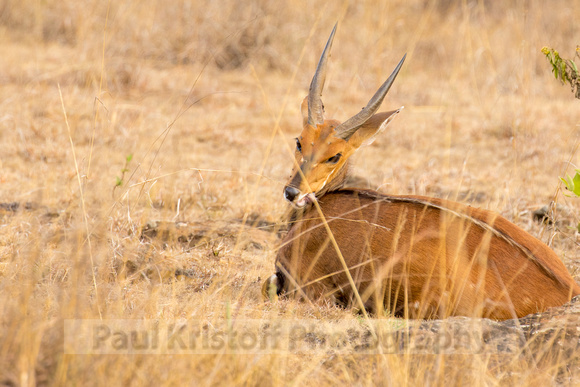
295,138 -> 302,153
326,153 -> 342,164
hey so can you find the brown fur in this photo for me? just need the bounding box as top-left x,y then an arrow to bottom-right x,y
270,190 -> 580,319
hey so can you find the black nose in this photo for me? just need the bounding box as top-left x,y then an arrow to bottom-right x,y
284,186 -> 300,202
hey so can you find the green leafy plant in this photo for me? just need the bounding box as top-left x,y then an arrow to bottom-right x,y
560,170 -> 580,197
560,170 -> 580,232
541,46 -> 580,99
112,154 -> 133,197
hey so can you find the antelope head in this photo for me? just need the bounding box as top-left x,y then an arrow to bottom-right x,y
283,25 -> 406,208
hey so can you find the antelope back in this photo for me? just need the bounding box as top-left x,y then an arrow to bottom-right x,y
270,191 -> 580,319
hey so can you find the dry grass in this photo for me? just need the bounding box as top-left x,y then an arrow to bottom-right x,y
1,0 -> 580,385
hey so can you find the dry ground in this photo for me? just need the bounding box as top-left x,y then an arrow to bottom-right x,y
1,0 -> 580,385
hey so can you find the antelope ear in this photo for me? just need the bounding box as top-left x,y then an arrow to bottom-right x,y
301,96 -> 309,126
346,108 -> 403,150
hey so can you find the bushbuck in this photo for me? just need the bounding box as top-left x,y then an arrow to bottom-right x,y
263,25 -> 580,319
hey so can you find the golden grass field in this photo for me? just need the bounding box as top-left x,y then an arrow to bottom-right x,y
1,0 -> 580,385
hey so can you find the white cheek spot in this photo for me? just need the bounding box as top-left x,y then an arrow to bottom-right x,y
319,165 -> 339,191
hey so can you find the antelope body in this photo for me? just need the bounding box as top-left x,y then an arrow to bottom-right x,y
263,25 -> 580,319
